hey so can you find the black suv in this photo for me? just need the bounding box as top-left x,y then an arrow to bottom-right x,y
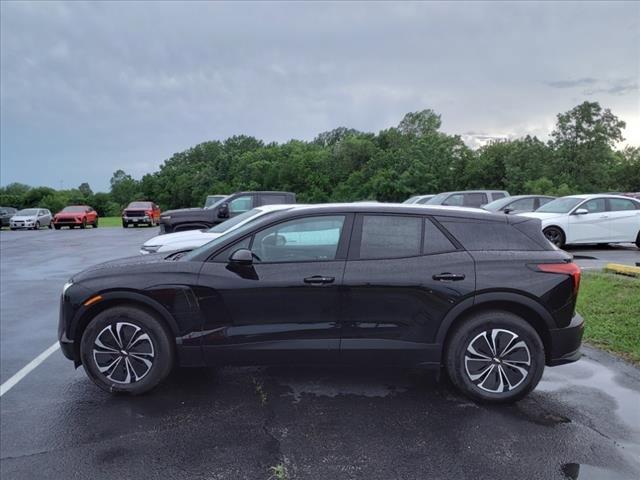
59,204 -> 583,403
159,191 -> 296,234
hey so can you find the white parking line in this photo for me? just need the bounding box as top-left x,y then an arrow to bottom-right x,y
0,342 -> 60,397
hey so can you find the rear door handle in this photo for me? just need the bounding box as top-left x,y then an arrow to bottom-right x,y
432,273 -> 466,282
304,275 -> 335,285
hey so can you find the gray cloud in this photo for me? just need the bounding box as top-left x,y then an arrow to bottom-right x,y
1,1 -> 639,191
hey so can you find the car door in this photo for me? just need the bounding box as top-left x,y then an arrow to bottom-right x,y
197,213 -> 352,366
340,214 -> 475,367
607,198 -> 640,242
567,198 -> 610,243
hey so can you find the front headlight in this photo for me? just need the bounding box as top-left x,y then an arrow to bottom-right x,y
62,281 -> 73,295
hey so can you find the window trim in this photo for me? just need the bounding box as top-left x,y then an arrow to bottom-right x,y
206,212 -> 354,264
570,197 -> 607,215
605,197 -> 640,212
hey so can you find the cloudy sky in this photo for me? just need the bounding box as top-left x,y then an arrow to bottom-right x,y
1,1 -> 638,192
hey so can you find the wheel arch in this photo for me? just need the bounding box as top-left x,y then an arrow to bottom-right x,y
437,293 -> 554,364
71,291 -> 179,363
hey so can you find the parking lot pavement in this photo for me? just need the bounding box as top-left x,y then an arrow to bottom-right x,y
1,229 -> 639,479
566,244 -> 639,270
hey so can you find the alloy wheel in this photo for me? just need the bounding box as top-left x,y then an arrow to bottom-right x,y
92,322 -> 155,384
464,328 -> 531,393
544,228 -> 562,247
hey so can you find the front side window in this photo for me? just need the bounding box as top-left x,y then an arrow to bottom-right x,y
260,194 -> 287,205
359,215 -> 421,259
252,216 -> 345,262
229,196 -> 252,214
443,194 -> 464,206
507,198 -> 535,211
579,198 -> 606,214
609,198 -> 638,211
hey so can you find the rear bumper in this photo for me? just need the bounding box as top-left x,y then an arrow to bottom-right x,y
547,312 -> 584,366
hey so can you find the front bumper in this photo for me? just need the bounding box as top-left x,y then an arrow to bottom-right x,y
547,312 -> 584,366
123,216 -> 152,225
10,222 -> 36,229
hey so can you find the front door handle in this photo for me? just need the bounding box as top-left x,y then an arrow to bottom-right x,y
433,273 -> 466,282
304,275 -> 335,285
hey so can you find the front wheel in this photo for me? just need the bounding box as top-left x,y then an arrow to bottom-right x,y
81,219 -> 87,229
54,225 -> 61,230
445,310 -> 545,404
80,306 -> 174,395
636,231 -> 639,249
34,221 -> 40,230
94,219 -> 99,228
543,227 -> 565,248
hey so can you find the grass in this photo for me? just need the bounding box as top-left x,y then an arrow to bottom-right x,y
268,463 -> 289,480
98,216 -> 124,227
578,272 -> 640,365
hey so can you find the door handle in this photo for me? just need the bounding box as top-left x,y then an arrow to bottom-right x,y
432,273 -> 466,282
304,275 -> 335,285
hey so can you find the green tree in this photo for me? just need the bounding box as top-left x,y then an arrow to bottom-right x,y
397,109 -> 442,136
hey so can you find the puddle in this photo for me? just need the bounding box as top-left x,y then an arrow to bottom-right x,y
281,377 -> 408,403
561,463 -> 636,479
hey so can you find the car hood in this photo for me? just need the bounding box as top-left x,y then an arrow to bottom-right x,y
72,253 -> 171,282
518,212 -> 566,221
11,215 -> 37,221
161,207 -> 205,216
55,212 -> 83,218
144,229 -> 218,246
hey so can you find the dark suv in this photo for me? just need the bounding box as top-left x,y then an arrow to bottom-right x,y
59,203 -> 583,403
159,191 -> 296,234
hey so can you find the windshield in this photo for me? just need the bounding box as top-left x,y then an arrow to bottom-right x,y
482,197 -> 514,212
62,206 -> 86,213
535,197 -> 582,213
127,202 -> 151,209
424,193 -> 450,205
16,209 -> 38,215
204,195 -> 226,208
403,196 -> 420,204
207,208 -> 261,233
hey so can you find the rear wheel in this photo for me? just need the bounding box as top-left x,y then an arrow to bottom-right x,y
54,225 -> 61,230
445,310 -> 545,404
34,221 -> 40,230
543,227 -> 565,248
80,306 -> 174,395
636,231 -> 640,249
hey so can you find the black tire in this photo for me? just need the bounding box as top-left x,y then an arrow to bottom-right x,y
80,219 -> 87,229
34,221 -> 40,230
80,306 -> 174,395
94,219 -> 99,228
543,226 -> 565,248
54,225 -> 61,230
445,310 -> 545,404
635,231 -> 639,249
48,222 -> 52,229
122,221 -> 128,228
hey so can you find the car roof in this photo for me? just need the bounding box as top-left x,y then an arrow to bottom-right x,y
437,190 -> 509,194
254,204 -> 300,212
562,194 -> 638,200
276,202 -> 498,221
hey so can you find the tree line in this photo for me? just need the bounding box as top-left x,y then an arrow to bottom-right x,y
1,101 -> 638,216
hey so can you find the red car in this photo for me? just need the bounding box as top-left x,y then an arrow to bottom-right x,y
53,205 -> 99,229
122,201 -> 161,228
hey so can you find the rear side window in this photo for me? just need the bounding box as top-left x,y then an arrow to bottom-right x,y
359,215 -> 421,259
424,219 -> 456,254
492,192 -> 507,200
608,198 -> 638,211
538,197 -> 553,207
507,197 -> 535,211
260,194 -> 288,205
463,193 -> 488,207
438,218 -> 542,251
442,194 -> 464,206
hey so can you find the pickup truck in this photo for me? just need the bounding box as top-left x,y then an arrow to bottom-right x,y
158,191 -> 296,234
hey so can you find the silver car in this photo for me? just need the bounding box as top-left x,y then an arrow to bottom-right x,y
9,208 -> 53,230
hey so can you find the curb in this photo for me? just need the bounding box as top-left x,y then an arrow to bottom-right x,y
604,263 -> 640,277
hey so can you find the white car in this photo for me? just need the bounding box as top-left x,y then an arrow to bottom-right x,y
519,194 -> 640,248
9,208 -> 53,230
140,204 -> 296,254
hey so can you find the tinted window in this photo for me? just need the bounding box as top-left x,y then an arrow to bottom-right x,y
492,192 -> 507,200
537,197 -> 582,213
507,198 -> 535,211
260,194 -> 288,205
463,193 -> 488,207
229,195 -> 252,214
212,237 -> 252,262
438,219 -> 542,251
360,215 -> 421,259
252,216 -> 345,262
417,196 -> 434,204
609,198 -> 638,211
128,202 -> 151,209
424,219 -> 456,254
538,197 -> 554,207
580,198 -> 606,214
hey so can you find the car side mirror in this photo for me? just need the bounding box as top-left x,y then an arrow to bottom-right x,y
503,207 -> 513,214
229,248 -> 253,265
218,202 -> 229,218
574,208 -> 589,215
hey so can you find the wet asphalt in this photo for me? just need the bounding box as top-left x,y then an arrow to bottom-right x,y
0,227 -> 639,480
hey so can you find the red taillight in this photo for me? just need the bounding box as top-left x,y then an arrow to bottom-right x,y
537,263 -> 581,295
